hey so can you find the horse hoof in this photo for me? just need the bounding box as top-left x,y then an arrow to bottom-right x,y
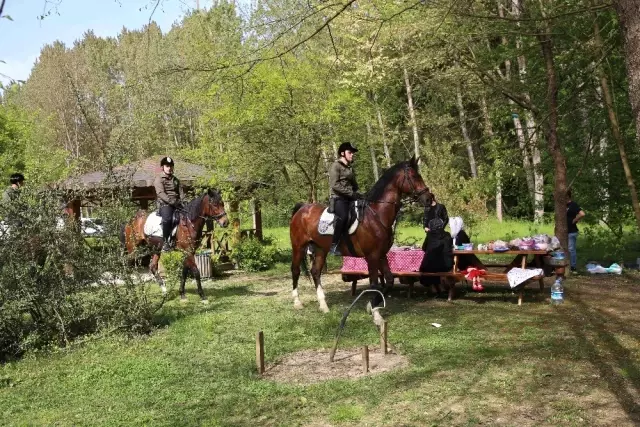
180,297 -> 188,303
160,285 -> 167,295
201,299 -> 209,305
319,305 -> 330,314
294,301 -> 304,310
366,301 -> 372,314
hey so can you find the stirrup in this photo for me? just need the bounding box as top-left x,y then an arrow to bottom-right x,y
329,243 -> 342,255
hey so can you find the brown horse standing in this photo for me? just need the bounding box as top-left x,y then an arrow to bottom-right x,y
121,189 -> 228,303
289,157 -> 432,324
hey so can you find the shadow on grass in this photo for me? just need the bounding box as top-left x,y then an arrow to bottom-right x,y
562,290 -> 640,423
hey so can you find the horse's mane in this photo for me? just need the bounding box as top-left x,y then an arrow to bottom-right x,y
366,161 -> 412,201
183,189 -> 222,221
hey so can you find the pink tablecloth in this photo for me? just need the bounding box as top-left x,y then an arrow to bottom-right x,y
342,249 -> 424,273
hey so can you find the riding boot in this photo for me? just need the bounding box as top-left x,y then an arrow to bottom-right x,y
330,218 -> 344,255
162,221 -> 173,252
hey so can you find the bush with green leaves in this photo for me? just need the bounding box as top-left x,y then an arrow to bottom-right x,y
232,237 -> 278,272
0,188 -> 162,361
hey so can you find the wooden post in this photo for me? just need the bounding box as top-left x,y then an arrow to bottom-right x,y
139,199 -> 149,210
361,345 -> 369,373
351,280 -> 357,296
534,255 -> 545,292
380,321 -> 388,355
256,331 -> 265,375
252,198 -> 263,241
230,199 -> 241,253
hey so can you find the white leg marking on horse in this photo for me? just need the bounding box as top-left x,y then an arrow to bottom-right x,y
160,284 -> 167,295
372,308 -> 385,326
201,299 -> 209,305
317,283 -> 329,313
292,289 -> 303,309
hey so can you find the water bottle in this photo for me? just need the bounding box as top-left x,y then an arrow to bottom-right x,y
551,279 -> 564,305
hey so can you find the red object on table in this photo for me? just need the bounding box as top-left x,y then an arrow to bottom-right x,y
342,249 -> 424,273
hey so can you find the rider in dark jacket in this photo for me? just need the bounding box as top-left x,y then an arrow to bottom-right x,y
328,142 -> 361,255
154,157 -> 184,251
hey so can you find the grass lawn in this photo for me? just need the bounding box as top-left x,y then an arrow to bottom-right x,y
1,266 -> 639,426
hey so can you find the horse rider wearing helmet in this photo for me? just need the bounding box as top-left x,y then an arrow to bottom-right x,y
3,173 -> 25,205
328,142 -> 361,255
154,157 -> 184,251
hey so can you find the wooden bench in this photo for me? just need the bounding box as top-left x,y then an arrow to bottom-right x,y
339,269 -> 544,306
339,250 -> 562,305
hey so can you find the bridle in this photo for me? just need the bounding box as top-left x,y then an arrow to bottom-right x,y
176,195 -> 228,223
399,164 -> 429,205
366,164 -> 430,207
364,164 -> 431,229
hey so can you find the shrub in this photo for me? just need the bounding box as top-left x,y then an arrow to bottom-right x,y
232,237 -> 278,272
0,189 -> 162,361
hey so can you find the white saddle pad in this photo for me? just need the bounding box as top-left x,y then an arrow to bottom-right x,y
317,209 -> 359,236
144,212 -> 177,238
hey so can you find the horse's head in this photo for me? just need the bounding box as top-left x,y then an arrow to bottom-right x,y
399,156 -> 433,206
203,188 -> 229,227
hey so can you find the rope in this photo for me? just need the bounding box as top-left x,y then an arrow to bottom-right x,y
329,289 -> 386,362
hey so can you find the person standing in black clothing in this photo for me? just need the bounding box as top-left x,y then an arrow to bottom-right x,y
566,189 -> 585,273
419,217 -> 454,295
421,194 -> 449,251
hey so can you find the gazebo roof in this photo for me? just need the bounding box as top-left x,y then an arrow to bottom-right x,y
58,156 -> 210,190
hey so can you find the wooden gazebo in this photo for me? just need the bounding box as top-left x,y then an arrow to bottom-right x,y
57,155 -> 264,244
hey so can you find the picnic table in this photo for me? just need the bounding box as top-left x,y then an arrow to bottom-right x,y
340,248 -> 566,305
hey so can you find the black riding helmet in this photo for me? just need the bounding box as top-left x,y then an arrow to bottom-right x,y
9,173 -> 24,185
160,156 -> 175,167
337,142 -> 358,157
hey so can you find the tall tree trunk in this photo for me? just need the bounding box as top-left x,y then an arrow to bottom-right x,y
481,96 -> 503,222
376,106 -> 392,167
367,121 -> 380,180
539,27 -> 569,251
525,111 -> 545,222
499,1 -> 535,204
456,88 -> 478,177
595,85 -> 610,221
513,0 -> 544,221
403,67 -> 420,160
594,16 -> 640,229
613,0 -> 640,149
513,111 -> 535,198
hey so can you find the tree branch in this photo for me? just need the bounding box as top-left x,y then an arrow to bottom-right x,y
454,3 -> 612,22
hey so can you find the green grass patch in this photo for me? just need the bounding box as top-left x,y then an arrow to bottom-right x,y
1,271 -> 639,426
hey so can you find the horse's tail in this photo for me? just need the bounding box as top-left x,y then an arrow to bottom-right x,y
300,243 -> 313,281
292,202 -> 305,217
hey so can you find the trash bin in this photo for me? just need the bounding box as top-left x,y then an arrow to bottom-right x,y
195,252 -> 212,278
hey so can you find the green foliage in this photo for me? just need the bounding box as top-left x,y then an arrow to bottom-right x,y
0,189 -> 161,361
581,226 -> 640,264
232,237 -> 278,272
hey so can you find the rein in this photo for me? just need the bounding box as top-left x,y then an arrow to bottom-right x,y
175,196 -> 227,223
363,165 -> 428,230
